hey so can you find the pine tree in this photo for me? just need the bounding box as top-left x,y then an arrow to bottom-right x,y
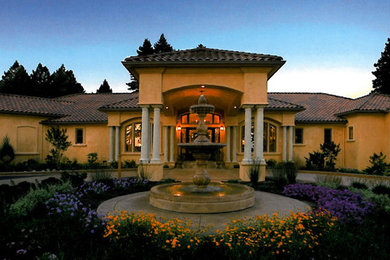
372,38 -> 390,94
137,39 -> 154,56
31,63 -> 52,97
153,34 -> 173,53
0,61 -> 32,95
126,74 -> 139,93
49,65 -> 84,97
96,79 -> 112,93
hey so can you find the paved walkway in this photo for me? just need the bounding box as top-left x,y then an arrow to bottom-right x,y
97,191 -> 310,232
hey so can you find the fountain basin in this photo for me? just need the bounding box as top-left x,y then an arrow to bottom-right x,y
149,182 -> 255,213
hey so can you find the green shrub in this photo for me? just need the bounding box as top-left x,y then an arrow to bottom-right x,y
315,175 -> 343,189
0,136 -> 15,164
266,159 -> 277,169
124,160 -> 137,168
351,181 -> 369,190
305,141 -> 341,170
60,171 -> 87,187
9,181 -> 73,217
284,161 -> 297,184
45,127 -> 72,168
271,162 -> 288,188
90,170 -> 112,182
372,184 -> 390,198
364,152 -> 387,176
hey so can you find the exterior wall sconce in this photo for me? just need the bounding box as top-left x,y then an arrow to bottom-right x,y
165,106 -> 169,110
201,85 -> 205,88
177,126 -> 181,131
220,126 -> 225,131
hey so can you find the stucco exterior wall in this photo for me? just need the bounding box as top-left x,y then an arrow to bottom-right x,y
343,113 -> 387,169
292,124 -> 345,168
0,113 -> 48,163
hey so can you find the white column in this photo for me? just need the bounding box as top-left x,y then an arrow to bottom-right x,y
115,126 -> 120,161
289,126 -> 294,161
109,126 -> 114,162
151,106 -> 161,163
255,106 -> 265,163
232,126 -> 237,162
243,105 -> 252,164
226,126 -> 231,162
140,105 -> 150,163
169,126 -> 175,163
283,126 -> 287,161
164,126 -> 168,163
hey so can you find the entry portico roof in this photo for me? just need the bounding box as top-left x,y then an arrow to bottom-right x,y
122,46 -> 286,79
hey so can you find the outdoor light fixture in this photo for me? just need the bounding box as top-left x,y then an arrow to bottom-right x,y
165,106 -> 169,110
220,126 -> 224,131
233,105 -> 237,109
177,126 -> 181,131
201,85 -> 205,88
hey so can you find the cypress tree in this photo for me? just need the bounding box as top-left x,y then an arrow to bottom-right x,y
137,39 -> 154,56
372,38 -> 390,94
96,79 -> 112,93
0,61 -> 32,95
31,63 -> 51,97
153,34 -> 173,53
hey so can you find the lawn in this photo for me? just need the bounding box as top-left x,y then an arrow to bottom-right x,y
1,171 -> 390,259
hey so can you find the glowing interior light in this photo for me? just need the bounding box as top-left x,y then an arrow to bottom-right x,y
234,105 -> 237,109
165,106 -> 169,110
174,192 -> 182,197
201,85 -> 205,88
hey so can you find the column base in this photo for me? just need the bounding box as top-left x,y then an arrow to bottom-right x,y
138,163 -> 164,181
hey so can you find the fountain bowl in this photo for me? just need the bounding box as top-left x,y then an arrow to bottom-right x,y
149,182 -> 255,213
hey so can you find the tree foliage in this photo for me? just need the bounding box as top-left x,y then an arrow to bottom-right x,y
0,136 -> 15,164
96,79 -> 112,93
0,62 -> 85,97
372,38 -> 390,94
305,141 -> 341,170
153,33 -> 173,53
136,39 -> 154,56
45,127 -> 72,167
0,61 -> 32,95
127,34 -> 174,92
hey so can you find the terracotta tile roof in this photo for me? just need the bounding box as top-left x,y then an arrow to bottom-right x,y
336,93 -> 390,115
99,95 -> 139,111
268,93 -> 353,123
266,97 -> 305,111
122,46 -> 285,79
123,46 -> 284,64
0,93 -> 71,117
46,93 -> 137,124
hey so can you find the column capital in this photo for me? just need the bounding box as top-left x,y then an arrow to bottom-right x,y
241,104 -> 255,109
255,104 -> 267,109
151,104 -> 164,109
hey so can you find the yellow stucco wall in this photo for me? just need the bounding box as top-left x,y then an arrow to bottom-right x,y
292,124 -> 345,168
0,113 -> 46,162
343,113 -> 388,169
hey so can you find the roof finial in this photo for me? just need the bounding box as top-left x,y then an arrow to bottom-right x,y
197,44 -> 206,49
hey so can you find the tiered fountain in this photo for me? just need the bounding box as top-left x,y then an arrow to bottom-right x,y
149,93 -> 255,213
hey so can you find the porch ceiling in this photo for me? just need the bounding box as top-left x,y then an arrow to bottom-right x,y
163,85 -> 242,115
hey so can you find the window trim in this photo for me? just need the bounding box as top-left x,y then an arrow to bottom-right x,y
294,127 -> 303,144
324,128 -> 332,143
75,128 -> 84,145
348,126 -> 354,141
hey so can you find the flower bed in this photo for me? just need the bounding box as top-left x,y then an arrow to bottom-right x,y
283,183 -> 374,223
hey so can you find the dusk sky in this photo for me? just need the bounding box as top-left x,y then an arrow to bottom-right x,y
1,0 -> 389,98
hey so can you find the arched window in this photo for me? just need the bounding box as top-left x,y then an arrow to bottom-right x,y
125,122 -> 142,152
240,121 -> 277,153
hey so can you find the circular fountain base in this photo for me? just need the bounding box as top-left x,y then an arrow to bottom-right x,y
149,182 -> 255,213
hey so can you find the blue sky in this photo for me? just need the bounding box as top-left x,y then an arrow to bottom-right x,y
0,0 -> 389,97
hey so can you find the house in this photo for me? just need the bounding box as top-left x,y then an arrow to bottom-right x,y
1,46 -> 389,180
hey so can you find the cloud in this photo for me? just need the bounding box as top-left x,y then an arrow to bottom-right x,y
268,67 -> 374,98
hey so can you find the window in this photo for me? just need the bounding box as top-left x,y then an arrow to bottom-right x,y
295,128 -> 303,144
125,123 -> 142,152
348,126 -> 354,140
75,128 -> 83,144
324,128 -> 332,143
240,122 -> 277,153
